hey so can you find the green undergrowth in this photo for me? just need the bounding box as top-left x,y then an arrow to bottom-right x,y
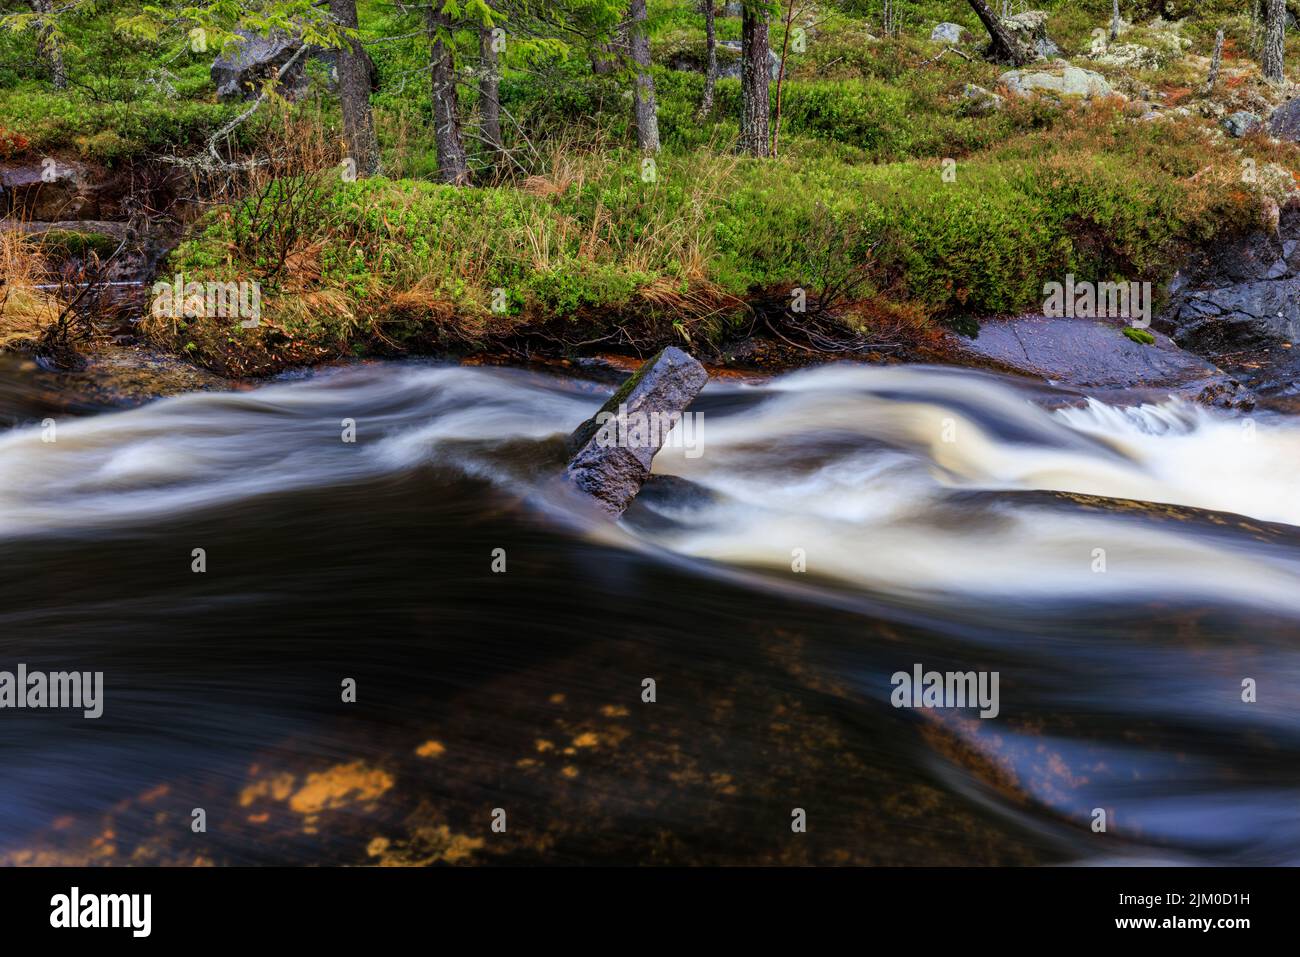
155,103 -> 1263,376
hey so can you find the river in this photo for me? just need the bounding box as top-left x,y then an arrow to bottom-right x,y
1,355 -> 1298,865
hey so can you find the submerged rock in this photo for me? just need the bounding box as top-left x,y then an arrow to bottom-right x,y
565,347 -> 709,516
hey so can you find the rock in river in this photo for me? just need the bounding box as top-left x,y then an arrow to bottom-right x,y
948,315 -> 1253,409
566,347 -> 709,516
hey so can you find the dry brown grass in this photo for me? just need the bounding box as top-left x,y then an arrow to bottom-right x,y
0,230 -> 62,349
202,100 -> 342,210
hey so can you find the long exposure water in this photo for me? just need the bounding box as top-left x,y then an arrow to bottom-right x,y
1,355 -> 1297,865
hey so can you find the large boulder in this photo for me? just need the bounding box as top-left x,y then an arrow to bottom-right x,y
999,63 -> 1115,101
930,23 -> 971,45
1268,98 -> 1300,141
211,29 -> 308,101
717,40 -> 782,81
211,28 -> 377,102
565,347 -> 709,516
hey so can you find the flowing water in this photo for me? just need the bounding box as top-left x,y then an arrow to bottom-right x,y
1,354 -> 1298,866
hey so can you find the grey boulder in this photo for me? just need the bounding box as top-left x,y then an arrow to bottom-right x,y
949,315 -> 1253,409
211,28 -> 377,102
211,29 -> 308,101
1223,111 -> 1261,138
999,64 -> 1114,100
565,347 -> 709,516
718,40 -> 782,81
1268,98 -> 1300,141
930,23 -> 971,45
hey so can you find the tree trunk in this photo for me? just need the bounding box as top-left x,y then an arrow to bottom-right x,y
628,0 -> 660,153
479,26 -> 504,164
28,0 -> 67,90
329,0 -> 381,178
739,3 -> 770,157
425,6 -> 470,185
1206,28 -> 1225,94
1109,0 -> 1120,42
771,0 -> 796,157
965,0 -> 1030,67
1264,0 -> 1286,84
697,1 -> 718,118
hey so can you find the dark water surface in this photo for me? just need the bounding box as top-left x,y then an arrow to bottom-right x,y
1,356 -> 1298,865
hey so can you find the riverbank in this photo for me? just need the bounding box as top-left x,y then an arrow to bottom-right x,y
6,3 -> 1300,393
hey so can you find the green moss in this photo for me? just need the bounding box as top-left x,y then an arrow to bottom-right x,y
1123,327 -> 1157,345
35,229 -> 120,259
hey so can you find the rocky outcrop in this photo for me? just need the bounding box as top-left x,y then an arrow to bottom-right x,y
565,347 -> 709,516
1,155 -> 188,343
666,39 -> 780,81
1091,19 -> 1189,70
3,220 -> 163,287
999,63 -> 1115,101
0,159 -> 125,221
1160,205 -> 1300,356
1093,43 -> 1164,70
949,315 -> 1253,409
